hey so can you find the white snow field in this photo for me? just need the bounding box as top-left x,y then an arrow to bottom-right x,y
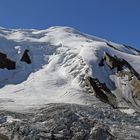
0,26 -> 140,112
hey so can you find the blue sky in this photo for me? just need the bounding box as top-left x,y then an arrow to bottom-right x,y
0,0 -> 140,49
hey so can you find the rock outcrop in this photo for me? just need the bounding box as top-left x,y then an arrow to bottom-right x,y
85,76 -> 117,108
98,52 -> 140,110
20,49 -> 31,64
99,52 -> 125,71
0,52 -> 16,70
100,52 -> 140,79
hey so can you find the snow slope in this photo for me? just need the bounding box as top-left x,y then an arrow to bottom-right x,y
0,26 -> 140,112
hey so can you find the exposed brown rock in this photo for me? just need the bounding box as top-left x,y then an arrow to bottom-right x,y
122,59 -> 140,80
99,52 -> 140,77
99,52 -> 140,109
20,49 -> 31,64
103,52 -> 124,71
0,52 -> 16,70
85,76 -> 117,108
101,52 -> 140,80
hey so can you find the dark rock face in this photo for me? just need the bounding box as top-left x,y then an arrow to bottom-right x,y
0,52 -> 16,70
20,49 -> 31,64
98,52 -> 140,110
99,52 -> 140,79
85,76 -> 117,109
101,52 -> 125,71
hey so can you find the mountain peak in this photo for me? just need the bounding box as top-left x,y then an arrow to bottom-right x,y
0,26 -> 140,113
0,26 -> 140,139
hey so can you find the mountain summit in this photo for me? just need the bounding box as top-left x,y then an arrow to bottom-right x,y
0,26 -> 140,139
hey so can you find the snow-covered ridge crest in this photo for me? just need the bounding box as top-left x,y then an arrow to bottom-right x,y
0,26 -> 140,112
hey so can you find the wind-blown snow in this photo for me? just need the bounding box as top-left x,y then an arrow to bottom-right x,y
0,26 -> 139,112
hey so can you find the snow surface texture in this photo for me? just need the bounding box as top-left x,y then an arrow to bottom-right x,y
0,26 -> 140,113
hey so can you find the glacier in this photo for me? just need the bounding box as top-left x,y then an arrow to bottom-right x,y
0,26 -> 140,139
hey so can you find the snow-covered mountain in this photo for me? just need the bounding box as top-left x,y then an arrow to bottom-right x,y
0,26 -> 140,139
0,26 -> 140,112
